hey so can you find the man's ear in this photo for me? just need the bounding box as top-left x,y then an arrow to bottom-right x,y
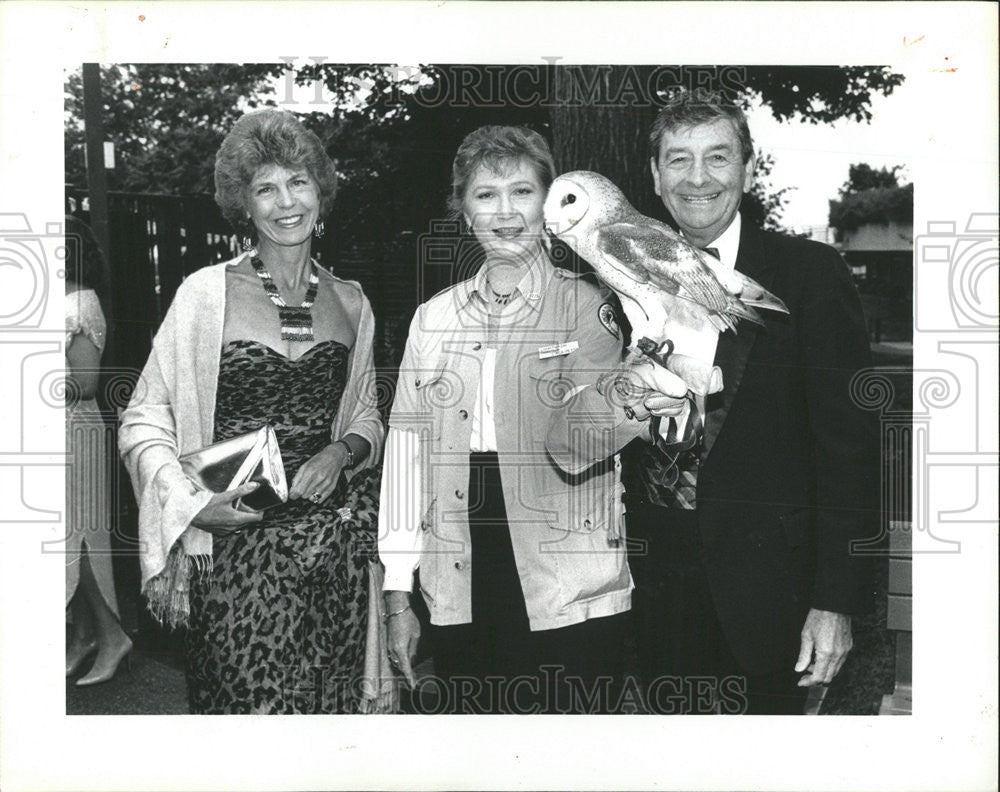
650,156 -> 662,197
742,154 -> 756,194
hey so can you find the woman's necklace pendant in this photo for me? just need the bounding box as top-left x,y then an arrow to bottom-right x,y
250,255 -> 320,342
277,306 -> 315,342
489,287 -> 513,306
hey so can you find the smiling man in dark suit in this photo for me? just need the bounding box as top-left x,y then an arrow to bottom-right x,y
624,90 -> 879,715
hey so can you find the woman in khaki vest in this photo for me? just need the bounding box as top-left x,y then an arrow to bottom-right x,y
378,125 -> 686,714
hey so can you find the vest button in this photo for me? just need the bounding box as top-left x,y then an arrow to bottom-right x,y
472,342 -> 482,351
454,561 -> 464,570
455,489 -> 465,500
459,409 -> 468,420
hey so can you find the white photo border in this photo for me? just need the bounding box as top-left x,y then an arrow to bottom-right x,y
0,2 -> 997,791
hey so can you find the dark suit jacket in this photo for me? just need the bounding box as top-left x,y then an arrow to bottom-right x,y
627,219 -> 880,676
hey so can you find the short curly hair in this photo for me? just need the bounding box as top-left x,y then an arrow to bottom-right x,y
448,125 -> 556,218
648,89 -> 754,165
214,109 -> 338,233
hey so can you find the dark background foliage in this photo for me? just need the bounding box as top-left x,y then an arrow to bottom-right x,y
66,63 -> 905,236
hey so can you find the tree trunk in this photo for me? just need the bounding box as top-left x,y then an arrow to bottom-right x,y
548,65 -> 664,219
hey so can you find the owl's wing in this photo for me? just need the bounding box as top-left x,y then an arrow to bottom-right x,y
596,221 -> 730,313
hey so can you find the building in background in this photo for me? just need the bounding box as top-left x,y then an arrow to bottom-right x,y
828,168 -> 913,345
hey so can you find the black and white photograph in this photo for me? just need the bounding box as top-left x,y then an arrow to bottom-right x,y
0,2 -> 996,791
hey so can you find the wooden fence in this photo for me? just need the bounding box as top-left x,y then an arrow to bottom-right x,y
64,189 -> 421,382
66,189 -> 242,379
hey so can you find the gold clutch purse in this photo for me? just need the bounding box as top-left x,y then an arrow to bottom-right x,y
179,425 -> 288,511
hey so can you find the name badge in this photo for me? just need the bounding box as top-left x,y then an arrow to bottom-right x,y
538,341 -> 579,359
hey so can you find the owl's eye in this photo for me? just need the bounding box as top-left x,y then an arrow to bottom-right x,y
561,193 -> 577,207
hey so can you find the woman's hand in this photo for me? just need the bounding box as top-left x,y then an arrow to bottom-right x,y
385,590 -> 420,687
619,359 -> 691,420
289,443 -> 348,504
191,482 -> 264,536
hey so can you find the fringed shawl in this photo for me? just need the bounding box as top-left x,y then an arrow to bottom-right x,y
119,255 -> 393,711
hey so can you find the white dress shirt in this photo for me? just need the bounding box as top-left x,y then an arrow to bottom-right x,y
657,213 -> 742,439
677,211 -> 742,367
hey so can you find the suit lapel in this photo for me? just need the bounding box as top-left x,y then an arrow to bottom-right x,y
701,220 -> 773,463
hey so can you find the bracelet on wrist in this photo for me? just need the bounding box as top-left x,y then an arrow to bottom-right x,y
334,439 -> 355,468
384,604 -> 412,621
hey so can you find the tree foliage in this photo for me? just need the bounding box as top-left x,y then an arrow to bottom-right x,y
837,163 -> 906,196
549,65 -> 904,228
65,64 -> 285,193
293,64 -> 550,242
66,63 -> 904,237
743,152 -> 795,232
741,67 -> 905,124
828,164 -> 912,234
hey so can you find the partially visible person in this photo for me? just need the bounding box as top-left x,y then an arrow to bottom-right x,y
379,125 -> 687,714
623,90 -> 879,714
64,215 -> 133,686
120,110 -> 387,713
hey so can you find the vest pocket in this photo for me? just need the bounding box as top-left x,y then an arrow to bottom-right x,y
397,360 -> 455,439
532,483 -> 609,534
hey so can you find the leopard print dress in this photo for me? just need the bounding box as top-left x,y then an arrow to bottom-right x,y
185,340 -> 379,714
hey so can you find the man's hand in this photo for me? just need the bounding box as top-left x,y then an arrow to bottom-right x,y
795,608 -> 853,686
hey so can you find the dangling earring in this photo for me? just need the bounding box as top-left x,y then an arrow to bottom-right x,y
313,221 -> 325,239
241,218 -> 255,252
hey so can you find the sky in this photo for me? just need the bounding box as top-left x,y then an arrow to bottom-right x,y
747,71 -> 919,230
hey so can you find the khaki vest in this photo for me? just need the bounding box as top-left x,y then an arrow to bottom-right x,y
389,261 -> 641,630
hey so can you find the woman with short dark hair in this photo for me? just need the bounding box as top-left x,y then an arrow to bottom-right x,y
120,109 -> 386,713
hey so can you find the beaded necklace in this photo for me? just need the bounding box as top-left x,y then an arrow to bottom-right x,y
250,255 -> 320,342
